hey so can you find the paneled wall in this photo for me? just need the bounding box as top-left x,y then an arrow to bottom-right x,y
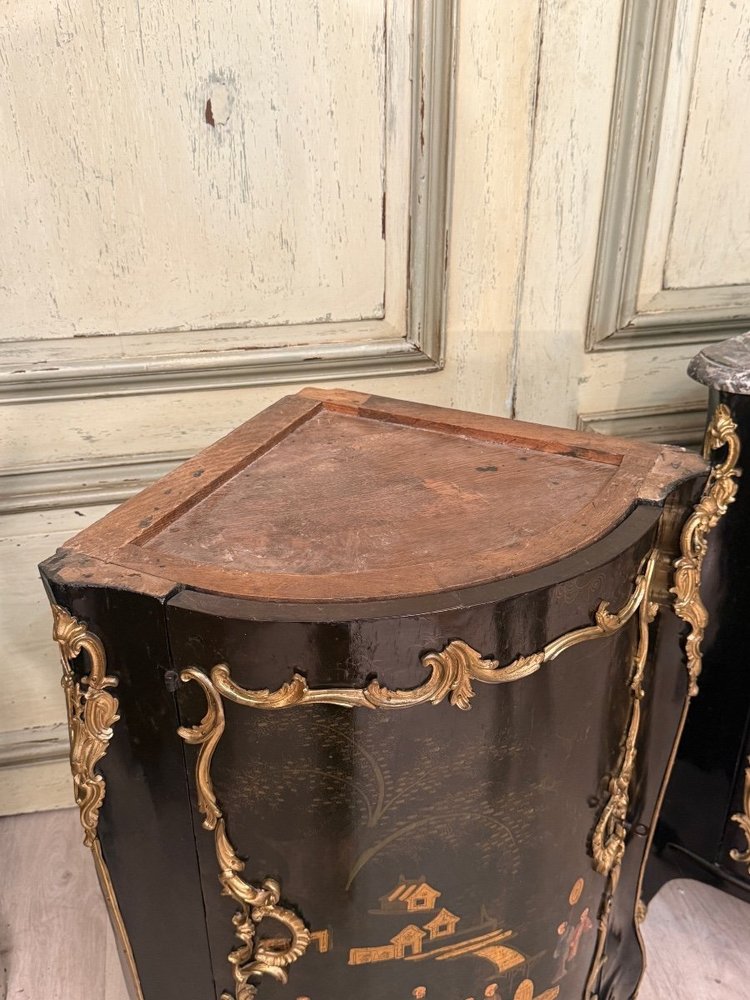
513,0 -> 750,432
1,0 -> 747,813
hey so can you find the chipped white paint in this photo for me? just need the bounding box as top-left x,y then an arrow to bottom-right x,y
0,0 -> 522,812
0,0 -> 436,397
0,507 -> 116,815
638,0 -> 708,311
515,0 -> 748,427
1,0 -> 388,339
205,81 -> 233,128
0,507 -> 115,735
0,756 -> 74,816
587,0 -> 750,350
665,0 -> 750,289
514,0 -> 626,427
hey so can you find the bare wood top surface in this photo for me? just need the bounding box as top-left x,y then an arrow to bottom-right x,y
53,388 -> 707,602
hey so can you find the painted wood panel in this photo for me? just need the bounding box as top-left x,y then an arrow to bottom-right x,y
1,1 -> 388,340
0,507 -> 114,733
515,0 -> 747,431
664,0 -> 750,290
588,0 -> 750,350
514,0 -> 626,426
0,0 -> 449,396
0,507 -> 115,815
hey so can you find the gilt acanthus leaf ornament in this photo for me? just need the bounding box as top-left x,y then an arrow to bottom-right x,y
587,405 -> 741,997
209,569 -> 656,717
51,603 -> 144,1000
730,758 -> 750,874
585,551 -> 659,998
178,668 -> 311,1000
672,403 -> 741,695
179,554 -> 663,997
53,603 -> 120,848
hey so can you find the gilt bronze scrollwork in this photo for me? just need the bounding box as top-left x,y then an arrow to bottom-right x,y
584,552 -> 658,998
179,554 -> 660,998
178,668 -> 311,1000
672,402 -> 741,695
208,566 -> 657,716
591,553 -> 658,879
51,604 -> 144,1000
730,758 -> 750,874
53,604 -> 119,847
590,403 -> 741,999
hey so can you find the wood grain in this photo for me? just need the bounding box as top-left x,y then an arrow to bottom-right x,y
47,389 -> 705,602
0,808 -> 129,1000
638,879 -> 750,1000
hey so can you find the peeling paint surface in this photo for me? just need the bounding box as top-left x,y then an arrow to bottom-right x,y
0,1 -> 388,339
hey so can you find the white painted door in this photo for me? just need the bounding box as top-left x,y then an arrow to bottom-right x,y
1,0 -> 747,813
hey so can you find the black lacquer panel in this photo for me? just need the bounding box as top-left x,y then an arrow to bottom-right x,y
39,564 -> 215,1000
167,515 -> 684,1000
646,389 -> 750,903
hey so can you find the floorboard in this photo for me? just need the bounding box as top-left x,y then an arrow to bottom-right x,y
0,808 -> 125,1000
637,877 -> 750,1000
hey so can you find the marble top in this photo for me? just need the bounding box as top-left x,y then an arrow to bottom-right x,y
689,331 -> 750,393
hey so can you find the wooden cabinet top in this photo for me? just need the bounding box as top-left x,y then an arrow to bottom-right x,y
45,388 -> 706,603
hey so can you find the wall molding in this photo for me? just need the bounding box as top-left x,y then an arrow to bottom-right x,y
0,339 -> 435,405
0,728 -> 72,816
0,451 -> 190,514
0,0 -> 457,404
3,400 -> 708,514
0,723 -> 69,769
587,0 -> 750,351
577,401 -> 706,449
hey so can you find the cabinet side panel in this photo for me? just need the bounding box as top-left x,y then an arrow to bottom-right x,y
38,573 -> 215,1000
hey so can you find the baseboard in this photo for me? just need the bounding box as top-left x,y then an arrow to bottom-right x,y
0,757 -> 72,817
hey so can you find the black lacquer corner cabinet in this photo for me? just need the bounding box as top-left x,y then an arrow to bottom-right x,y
645,333 -> 750,904
39,388 -> 733,1000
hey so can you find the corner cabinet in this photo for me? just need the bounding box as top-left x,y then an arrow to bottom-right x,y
646,334 -> 750,905
40,388 -> 733,1000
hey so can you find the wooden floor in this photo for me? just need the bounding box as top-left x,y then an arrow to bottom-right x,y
1,809 -> 749,999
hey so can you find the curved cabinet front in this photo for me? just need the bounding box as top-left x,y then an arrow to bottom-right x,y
167,509 -> 684,1000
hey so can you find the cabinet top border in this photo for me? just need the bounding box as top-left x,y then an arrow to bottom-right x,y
42,388 -> 706,604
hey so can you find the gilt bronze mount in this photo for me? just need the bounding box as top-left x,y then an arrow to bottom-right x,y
51,605 -> 144,1000
180,550 -> 661,1000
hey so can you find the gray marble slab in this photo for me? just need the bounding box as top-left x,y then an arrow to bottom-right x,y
689,331 -> 750,394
